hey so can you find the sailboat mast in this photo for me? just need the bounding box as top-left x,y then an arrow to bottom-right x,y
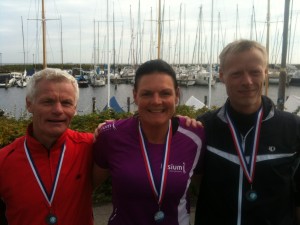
277,0 -> 290,111
60,16 -> 64,68
107,0 -> 110,108
150,7 -> 153,60
157,0 -> 161,59
21,16 -> 26,68
208,0 -> 214,108
79,15 -> 82,74
113,3 -> 116,74
42,0 -> 47,69
235,4 -> 239,39
265,0 -> 270,96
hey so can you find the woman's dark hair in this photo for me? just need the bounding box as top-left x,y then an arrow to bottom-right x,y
134,59 -> 178,90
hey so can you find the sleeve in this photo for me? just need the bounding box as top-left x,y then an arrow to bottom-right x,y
193,128 -> 206,175
93,127 -> 110,169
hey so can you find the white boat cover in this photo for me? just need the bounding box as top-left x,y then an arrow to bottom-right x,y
185,95 -> 206,110
284,95 -> 300,115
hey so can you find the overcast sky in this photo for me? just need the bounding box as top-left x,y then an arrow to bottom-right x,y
0,0 -> 299,66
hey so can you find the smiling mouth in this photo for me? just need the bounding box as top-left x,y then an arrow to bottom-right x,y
239,89 -> 256,94
148,109 -> 164,113
47,119 -> 66,123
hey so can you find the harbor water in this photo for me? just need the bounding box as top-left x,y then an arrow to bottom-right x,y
1,82 -> 300,118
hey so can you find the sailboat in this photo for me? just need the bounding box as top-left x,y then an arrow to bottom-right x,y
90,19 -> 106,87
16,16 -> 28,88
192,6 -> 216,87
16,70 -> 28,88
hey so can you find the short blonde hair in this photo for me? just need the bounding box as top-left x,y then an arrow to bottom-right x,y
219,39 -> 268,71
26,68 -> 79,103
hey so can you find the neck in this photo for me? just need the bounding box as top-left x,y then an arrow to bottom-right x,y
140,121 -> 170,144
31,132 -> 58,150
229,100 -> 262,115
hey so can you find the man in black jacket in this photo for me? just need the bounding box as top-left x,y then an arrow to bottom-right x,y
194,39 -> 300,225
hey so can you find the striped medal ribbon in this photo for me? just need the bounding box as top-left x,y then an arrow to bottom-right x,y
138,120 -> 172,222
24,139 -> 66,223
226,107 -> 263,201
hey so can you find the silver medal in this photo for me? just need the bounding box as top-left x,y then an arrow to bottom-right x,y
154,210 -> 165,223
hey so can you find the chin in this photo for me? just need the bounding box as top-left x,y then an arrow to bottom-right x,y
50,127 -> 67,135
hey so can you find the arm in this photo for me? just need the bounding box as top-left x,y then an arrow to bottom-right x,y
93,120 -> 115,141
92,163 -> 110,190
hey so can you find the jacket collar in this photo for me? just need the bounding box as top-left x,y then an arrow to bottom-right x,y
217,96 -> 275,123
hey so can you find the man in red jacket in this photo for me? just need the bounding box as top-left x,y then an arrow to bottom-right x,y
0,68 -> 94,225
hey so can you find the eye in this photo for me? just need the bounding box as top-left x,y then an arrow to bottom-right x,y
61,100 -> 74,107
230,71 -> 242,77
161,91 -> 172,96
41,99 -> 54,105
251,70 -> 262,75
140,91 -> 152,97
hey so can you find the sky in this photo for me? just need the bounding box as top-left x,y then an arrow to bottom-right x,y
0,0 -> 300,66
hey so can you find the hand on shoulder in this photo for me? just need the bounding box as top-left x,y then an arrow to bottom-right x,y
177,115 -> 203,128
93,119 -> 115,141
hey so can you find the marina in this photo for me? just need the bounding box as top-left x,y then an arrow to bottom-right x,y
1,82 -> 300,118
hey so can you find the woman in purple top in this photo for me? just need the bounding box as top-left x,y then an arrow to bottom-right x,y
93,59 -> 205,225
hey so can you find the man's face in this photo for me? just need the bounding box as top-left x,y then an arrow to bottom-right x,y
219,48 -> 267,114
26,79 -> 77,142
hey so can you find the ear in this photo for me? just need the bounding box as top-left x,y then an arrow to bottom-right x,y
133,89 -> 138,105
175,97 -> 179,106
26,97 -> 33,113
264,68 -> 268,80
175,87 -> 180,105
219,70 -> 224,83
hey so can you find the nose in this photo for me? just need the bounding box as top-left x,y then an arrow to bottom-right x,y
242,73 -> 253,85
152,93 -> 162,104
52,102 -> 64,113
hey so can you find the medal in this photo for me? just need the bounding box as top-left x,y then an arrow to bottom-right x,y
24,140 -> 66,224
226,107 -> 263,201
154,210 -> 165,223
246,189 -> 258,202
138,120 -> 172,223
46,213 -> 57,224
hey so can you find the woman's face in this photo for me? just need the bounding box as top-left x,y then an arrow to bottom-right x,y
133,72 -> 179,128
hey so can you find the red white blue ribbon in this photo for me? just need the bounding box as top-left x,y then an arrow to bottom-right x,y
138,120 -> 172,206
24,140 -> 66,206
226,107 -> 263,183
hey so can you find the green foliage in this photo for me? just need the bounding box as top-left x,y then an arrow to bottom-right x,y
176,104 -> 217,118
0,117 -> 30,147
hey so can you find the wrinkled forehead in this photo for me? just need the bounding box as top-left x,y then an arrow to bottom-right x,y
223,49 -> 267,69
33,79 -> 77,100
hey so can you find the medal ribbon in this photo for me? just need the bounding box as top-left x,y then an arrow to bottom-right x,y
226,107 -> 263,183
138,120 -> 172,206
24,140 -> 66,206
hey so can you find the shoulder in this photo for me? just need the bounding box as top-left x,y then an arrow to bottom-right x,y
273,109 -> 300,125
0,136 -> 25,165
0,136 -> 25,153
177,116 -> 205,139
196,107 -> 221,124
99,117 -> 137,135
66,129 -> 94,145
